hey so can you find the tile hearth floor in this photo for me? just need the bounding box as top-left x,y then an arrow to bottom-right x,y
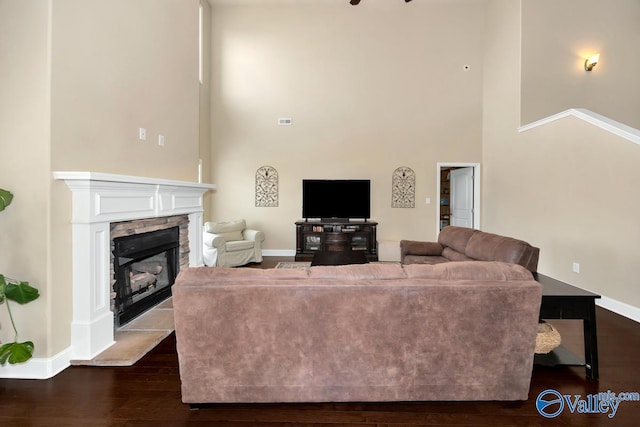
70,298 -> 174,367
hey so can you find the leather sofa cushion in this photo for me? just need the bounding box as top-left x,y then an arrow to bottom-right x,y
442,247 -> 474,261
404,261 -> 533,281
400,240 -> 443,256
465,232 -> 533,265
310,263 -> 407,280
402,255 -> 449,265
437,226 -> 476,254
178,266 -> 309,282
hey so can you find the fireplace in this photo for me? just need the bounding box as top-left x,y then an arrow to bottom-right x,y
112,227 -> 179,326
54,171 -> 216,363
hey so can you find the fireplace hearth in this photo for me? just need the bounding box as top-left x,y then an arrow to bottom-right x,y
112,227 -> 179,326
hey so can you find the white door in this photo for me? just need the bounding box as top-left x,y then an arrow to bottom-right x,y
450,167 -> 474,228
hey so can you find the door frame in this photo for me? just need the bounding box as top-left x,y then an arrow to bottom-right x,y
436,162 -> 481,236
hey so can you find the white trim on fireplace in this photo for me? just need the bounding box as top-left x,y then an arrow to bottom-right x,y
52,172 -> 215,366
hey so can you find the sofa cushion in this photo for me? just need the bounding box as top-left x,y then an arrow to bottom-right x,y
437,226 -> 476,254
402,255 -> 449,265
205,219 -> 245,241
309,263 -> 407,280
403,261 -> 533,281
465,232 -> 535,267
226,240 -> 255,252
400,240 -> 443,256
441,247 -> 474,262
176,266 -> 309,283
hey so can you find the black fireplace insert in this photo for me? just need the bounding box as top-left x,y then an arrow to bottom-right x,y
112,226 -> 179,326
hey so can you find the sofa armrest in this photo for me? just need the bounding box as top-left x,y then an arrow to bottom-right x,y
400,240 -> 444,260
243,229 -> 265,244
203,232 -> 226,249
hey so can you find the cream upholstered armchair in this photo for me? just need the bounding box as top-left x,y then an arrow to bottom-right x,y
202,219 -> 265,267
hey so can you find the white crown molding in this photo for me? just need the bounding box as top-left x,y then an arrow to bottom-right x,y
52,171 -> 216,190
518,108 -> 640,145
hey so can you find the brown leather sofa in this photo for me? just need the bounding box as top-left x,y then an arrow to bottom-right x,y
400,226 -> 540,272
173,262 -> 542,403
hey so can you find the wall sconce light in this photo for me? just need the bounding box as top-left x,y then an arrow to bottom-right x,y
584,54 -> 600,71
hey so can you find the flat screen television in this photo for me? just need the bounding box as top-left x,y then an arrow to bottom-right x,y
302,179 -> 371,221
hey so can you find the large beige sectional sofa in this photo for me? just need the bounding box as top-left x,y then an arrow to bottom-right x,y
173,261 -> 542,404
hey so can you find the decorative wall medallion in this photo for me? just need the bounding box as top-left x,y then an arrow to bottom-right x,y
255,166 -> 279,207
392,167 -> 415,208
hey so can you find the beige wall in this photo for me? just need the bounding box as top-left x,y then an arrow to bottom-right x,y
200,0 -> 213,220
209,0 -> 485,249
2,0 -> 202,360
50,0 -> 201,180
0,0 -> 52,356
4,0 -> 636,369
521,0 -> 640,129
483,0 -> 640,308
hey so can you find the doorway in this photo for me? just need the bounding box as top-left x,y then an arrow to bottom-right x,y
436,163 -> 480,234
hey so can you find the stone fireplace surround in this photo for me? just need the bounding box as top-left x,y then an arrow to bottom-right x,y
54,172 -> 215,362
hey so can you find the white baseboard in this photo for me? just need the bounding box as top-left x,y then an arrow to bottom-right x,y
0,346 -> 71,379
597,297 -> 640,324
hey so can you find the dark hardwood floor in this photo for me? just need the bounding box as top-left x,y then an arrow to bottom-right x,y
1,257 -> 639,426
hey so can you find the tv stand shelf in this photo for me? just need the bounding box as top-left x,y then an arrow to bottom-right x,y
295,220 -> 378,262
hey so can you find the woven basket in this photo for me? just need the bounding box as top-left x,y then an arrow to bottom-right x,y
535,321 -> 562,354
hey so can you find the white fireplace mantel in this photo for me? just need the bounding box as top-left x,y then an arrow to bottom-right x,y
54,171 -> 216,361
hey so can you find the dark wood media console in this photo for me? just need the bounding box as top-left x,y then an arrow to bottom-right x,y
295,220 -> 378,262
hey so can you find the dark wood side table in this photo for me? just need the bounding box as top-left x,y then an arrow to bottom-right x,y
534,273 -> 601,380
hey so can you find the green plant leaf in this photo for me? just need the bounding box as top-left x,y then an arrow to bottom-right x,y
0,341 -> 35,365
0,188 -> 13,212
5,281 -> 39,304
0,274 -> 5,303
